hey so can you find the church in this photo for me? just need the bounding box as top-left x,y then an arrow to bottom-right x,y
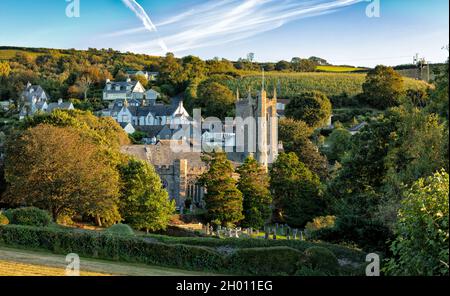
121,83 -> 280,210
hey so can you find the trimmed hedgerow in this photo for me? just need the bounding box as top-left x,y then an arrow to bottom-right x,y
0,225 -> 365,275
0,225 -> 224,272
226,247 -> 304,275
4,207 -> 52,227
302,246 -> 339,274
143,234 -> 365,264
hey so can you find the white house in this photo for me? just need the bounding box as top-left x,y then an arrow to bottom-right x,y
145,89 -> 160,102
102,99 -> 191,129
103,78 -> 146,101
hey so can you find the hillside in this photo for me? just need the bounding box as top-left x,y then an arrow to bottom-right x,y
226,72 -> 430,100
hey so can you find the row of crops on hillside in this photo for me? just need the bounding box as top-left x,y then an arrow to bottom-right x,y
225,72 -> 430,99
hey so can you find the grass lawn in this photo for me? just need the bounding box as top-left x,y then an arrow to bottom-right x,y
0,246 -> 218,276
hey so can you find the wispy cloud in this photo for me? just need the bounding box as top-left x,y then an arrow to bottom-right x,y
120,0 -> 168,52
116,0 -> 363,55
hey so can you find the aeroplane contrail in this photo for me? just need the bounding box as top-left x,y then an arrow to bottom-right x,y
121,0 -> 169,53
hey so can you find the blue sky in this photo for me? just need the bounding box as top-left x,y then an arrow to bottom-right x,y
0,0 -> 448,67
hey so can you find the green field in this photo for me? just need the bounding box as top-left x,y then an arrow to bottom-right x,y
227,72 -> 430,99
316,65 -> 367,72
0,49 -> 44,61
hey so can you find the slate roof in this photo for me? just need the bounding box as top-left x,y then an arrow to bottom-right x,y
104,81 -> 138,93
21,85 -> 47,102
46,102 -> 73,113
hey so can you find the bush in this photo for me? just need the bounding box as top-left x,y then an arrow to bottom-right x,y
0,213 -> 9,225
227,247 -> 304,275
5,207 -> 52,227
305,216 -> 336,232
105,224 -> 135,236
302,246 -> 339,274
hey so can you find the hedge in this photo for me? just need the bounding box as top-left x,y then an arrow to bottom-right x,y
0,225 -> 223,272
4,207 -> 52,227
0,225 -> 365,275
143,234 -> 366,264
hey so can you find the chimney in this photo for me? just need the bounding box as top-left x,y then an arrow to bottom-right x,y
126,78 -> 131,83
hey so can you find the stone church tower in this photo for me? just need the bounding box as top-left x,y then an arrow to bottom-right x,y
235,78 -> 279,168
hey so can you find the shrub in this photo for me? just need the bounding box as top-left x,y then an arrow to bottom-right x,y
305,216 -> 336,232
227,247 -> 304,275
105,223 -> 135,236
302,246 -> 339,274
5,207 -> 52,227
0,213 -> 9,225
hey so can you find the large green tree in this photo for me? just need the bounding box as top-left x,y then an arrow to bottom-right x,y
362,65 -> 405,109
270,153 -> 324,227
236,156 -> 272,229
198,152 -> 243,226
279,118 -> 328,179
3,124 -> 121,225
385,170 -> 449,276
197,81 -> 235,119
285,91 -> 332,129
119,158 -> 175,232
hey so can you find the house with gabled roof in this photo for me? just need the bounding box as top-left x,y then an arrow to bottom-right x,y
103,78 -> 146,101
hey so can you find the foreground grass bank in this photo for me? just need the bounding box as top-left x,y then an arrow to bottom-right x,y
0,246 -> 213,276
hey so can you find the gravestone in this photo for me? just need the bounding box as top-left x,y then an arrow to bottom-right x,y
286,227 -> 291,240
228,228 -> 233,238
264,227 -> 270,240
300,231 -> 304,241
272,228 -> 277,240
293,229 -> 298,240
206,223 -> 210,235
189,204 -> 193,212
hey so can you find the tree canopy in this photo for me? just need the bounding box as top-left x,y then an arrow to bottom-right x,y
285,91 -> 332,129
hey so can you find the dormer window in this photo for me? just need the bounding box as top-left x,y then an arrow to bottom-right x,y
115,85 -> 120,91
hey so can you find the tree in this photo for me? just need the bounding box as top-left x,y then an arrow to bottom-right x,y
2,124 -> 121,225
247,53 -> 255,63
324,128 -> 352,162
198,152 -> 244,226
270,153 -> 324,227
279,118 -> 328,179
285,91 -> 332,129
309,56 -> 328,65
119,158 -> 175,232
159,52 -> 185,88
197,81 -> 235,119
182,55 -> 207,82
275,60 -> 291,71
237,156 -> 272,229
133,74 -> 148,88
362,65 -> 405,109
76,74 -> 93,100
291,58 -> 317,72
0,62 -> 10,78
385,170 -> 449,276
